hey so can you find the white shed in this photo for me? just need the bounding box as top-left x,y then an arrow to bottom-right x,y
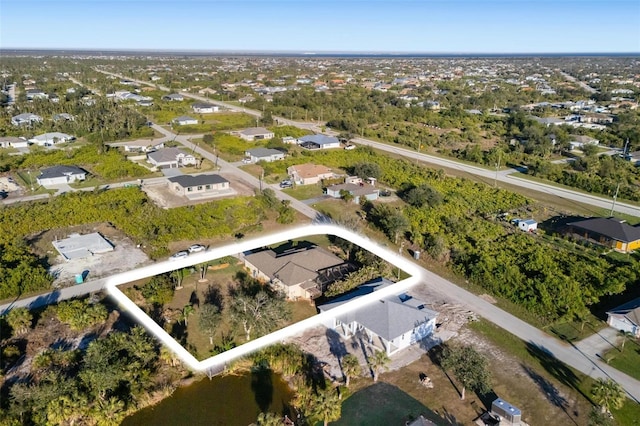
518,219 -> 537,232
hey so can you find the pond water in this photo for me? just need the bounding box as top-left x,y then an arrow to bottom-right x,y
122,370 -> 294,426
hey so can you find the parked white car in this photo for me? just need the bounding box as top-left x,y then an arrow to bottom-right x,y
169,251 -> 189,260
188,244 -> 206,253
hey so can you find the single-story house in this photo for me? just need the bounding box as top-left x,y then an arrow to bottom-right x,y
147,147 -> 197,169
29,132 -> 75,146
172,116 -> 199,126
120,140 -> 165,153
606,297 -> 640,338
569,135 -> 599,150
282,136 -> 299,144
137,100 -> 154,107
318,282 -> 438,356
11,113 -> 43,126
567,217 -> 640,253
26,89 -> 48,100
243,245 -> 351,300
0,136 -> 29,149
245,147 -> 285,163
236,127 -> 275,141
287,163 -> 335,185
298,134 -> 341,150
192,103 -> 219,113
36,165 -> 87,186
162,93 -> 184,101
325,182 -> 379,203
168,174 -> 230,197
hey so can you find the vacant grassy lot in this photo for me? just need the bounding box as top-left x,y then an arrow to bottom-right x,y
332,382 -> 440,426
283,184 -> 325,200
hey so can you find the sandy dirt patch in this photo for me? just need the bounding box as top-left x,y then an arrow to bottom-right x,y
29,223 -> 151,286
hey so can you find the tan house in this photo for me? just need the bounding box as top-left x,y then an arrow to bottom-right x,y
242,245 -> 351,300
287,163 -> 336,185
167,174 -> 229,197
235,127 -> 274,141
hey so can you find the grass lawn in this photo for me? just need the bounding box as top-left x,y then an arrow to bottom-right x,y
283,184 -> 324,201
601,337 -> 640,381
332,382 -> 440,426
547,315 -> 608,343
469,319 -> 640,425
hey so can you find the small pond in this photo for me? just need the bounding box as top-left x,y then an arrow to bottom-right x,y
122,370 -> 294,426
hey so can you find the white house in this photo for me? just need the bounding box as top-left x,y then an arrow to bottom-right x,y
0,136 -> 29,149
318,279 -> 438,356
11,113 -> 43,126
192,103 -> 219,113
168,174 -> 230,197
607,298 -> 640,338
245,148 -> 285,163
162,93 -> 184,101
287,163 -> 335,185
325,182 -> 379,203
36,165 -> 87,186
26,89 -> 48,100
29,132 -> 75,146
147,147 -> 197,169
569,135 -> 599,150
172,116 -> 199,126
298,134 -> 341,150
236,127 -> 275,141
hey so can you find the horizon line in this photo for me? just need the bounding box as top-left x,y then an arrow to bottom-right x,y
1,47 -> 639,57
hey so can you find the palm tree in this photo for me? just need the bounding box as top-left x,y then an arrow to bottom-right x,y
181,305 -> 195,327
310,387 -> 342,426
6,307 -> 32,336
253,412 -> 283,426
591,378 -> 625,414
618,330 -> 635,352
341,353 -> 361,387
368,350 -> 390,382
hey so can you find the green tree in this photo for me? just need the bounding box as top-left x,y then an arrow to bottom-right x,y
253,411 -> 283,426
309,386 -> 342,426
352,162 -> 382,180
440,345 -> 490,400
229,291 -> 290,341
591,378 -> 625,414
368,350 -> 390,382
341,353 -> 361,387
5,307 -> 32,336
198,304 -> 221,345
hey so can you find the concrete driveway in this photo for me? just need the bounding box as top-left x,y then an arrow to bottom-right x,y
575,327 -> 622,359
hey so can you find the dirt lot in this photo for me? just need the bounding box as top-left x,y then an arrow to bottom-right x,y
0,175 -> 24,196
28,222 -> 151,286
142,172 -> 256,209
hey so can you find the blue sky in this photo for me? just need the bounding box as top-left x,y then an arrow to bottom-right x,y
1,0 -> 638,53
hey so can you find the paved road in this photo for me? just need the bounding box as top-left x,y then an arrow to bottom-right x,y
560,71 -> 598,94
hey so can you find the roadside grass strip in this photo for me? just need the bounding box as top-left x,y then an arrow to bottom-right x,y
106,224 -> 421,373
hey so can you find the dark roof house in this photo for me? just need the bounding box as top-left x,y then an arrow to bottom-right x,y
568,217 -> 640,253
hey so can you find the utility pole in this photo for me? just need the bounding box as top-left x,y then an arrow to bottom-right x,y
623,138 -> 630,157
494,151 -> 502,188
610,183 -> 620,217
259,170 -> 264,192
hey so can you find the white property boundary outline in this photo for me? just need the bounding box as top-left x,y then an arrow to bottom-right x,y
105,224 -> 422,373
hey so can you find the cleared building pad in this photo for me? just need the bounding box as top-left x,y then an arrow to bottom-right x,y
52,232 -> 114,260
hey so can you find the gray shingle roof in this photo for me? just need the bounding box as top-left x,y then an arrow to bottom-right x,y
337,294 -> 437,341
246,147 -> 283,157
568,217 -> 640,243
168,174 -> 228,187
299,134 -> 339,145
244,246 -> 344,287
607,297 -> 640,327
38,165 -> 86,179
147,147 -> 189,163
241,127 -> 272,136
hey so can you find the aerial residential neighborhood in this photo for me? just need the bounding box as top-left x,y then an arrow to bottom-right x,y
0,6 -> 639,424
